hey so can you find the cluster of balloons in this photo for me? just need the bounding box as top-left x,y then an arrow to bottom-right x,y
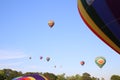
29,56 -> 62,68
80,56 -> 106,68
29,56 -> 50,62
77,0 -> 120,54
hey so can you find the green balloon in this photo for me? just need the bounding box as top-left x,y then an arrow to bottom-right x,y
95,57 -> 106,68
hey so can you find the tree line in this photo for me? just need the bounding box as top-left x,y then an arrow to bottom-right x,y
0,69 -> 120,80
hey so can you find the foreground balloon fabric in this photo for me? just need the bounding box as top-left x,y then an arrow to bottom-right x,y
78,0 -> 120,54
95,57 -> 106,68
12,73 -> 48,80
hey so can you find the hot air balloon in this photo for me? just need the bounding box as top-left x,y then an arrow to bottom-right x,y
12,73 -> 48,80
78,0 -> 120,54
29,57 -> 32,59
54,65 -> 56,68
48,20 -> 54,28
80,61 -> 85,66
95,56 -> 106,68
40,56 -> 43,60
46,57 -> 50,62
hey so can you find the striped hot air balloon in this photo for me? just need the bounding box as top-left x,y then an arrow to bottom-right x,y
12,73 -> 48,80
78,0 -> 120,54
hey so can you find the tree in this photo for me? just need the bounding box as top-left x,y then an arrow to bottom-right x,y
0,69 -> 23,80
0,70 -> 5,80
101,77 -> 105,80
66,75 -> 76,80
91,77 -> 98,80
81,72 -> 92,80
74,74 -> 82,80
66,74 -> 82,80
43,72 -> 57,80
57,73 -> 66,80
111,75 -> 120,80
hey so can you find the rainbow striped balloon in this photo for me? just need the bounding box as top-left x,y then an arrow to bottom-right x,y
12,73 -> 48,80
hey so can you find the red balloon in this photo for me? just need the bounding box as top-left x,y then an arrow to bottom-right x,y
80,61 -> 85,66
22,77 -> 31,80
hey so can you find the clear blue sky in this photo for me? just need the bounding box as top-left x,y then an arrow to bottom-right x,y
0,0 -> 120,79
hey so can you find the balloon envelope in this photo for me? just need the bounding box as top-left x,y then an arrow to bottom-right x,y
12,73 -> 48,80
46,57 -> 50,62
48,20 -> 54,28
78,0 -> 120,54
29,57 -> 32,59
54,65 -> 56,68
80,61 -> 85,66
95,56 -> 106,68
40,56 -> 43,60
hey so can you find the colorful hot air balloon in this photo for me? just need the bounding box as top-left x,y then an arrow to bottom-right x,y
95,56 -> 106,68
46,57 -> 50,62
12,73 -> 48,80
12,76 -> 22,80
80,61 -> 85,66
48,20 -> 54,28
78,0 -> 120,54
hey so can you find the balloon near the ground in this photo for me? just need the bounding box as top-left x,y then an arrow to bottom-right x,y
12,73 -> 48,80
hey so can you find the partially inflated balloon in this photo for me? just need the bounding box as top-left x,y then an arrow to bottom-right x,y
95,57 -> 106,68
12,73 -> 48,80
48,20 -> 54,28
78,0 -> 120,54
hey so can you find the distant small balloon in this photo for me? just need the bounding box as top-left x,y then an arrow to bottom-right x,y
48,20 -> 54,28
40,56 -> 43,60
95,56 -> 106,68
46,57 -> 50,62
80,61 -> 85,66
54,65 -> 56,68
29,57 -> 32,59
